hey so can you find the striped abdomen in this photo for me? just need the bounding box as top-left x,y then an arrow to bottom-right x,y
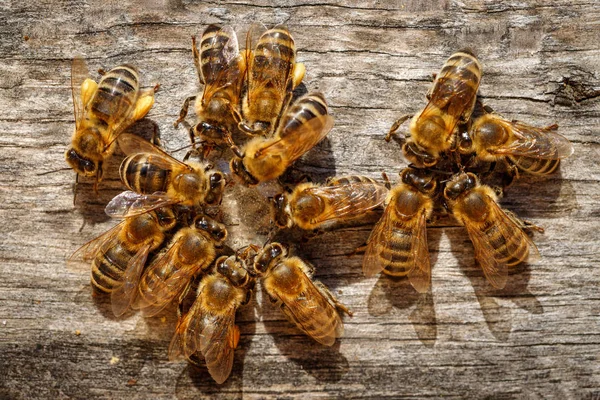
89,65 -> 140,126
431,50 -> 481,116
510,156 -> 560,175
247,26 -> 296,125
381,224 -> 416,277
278,93 -> 328,138
478,218 -> 530,266
200,25 -> 237,90
120,153 -> 171,194
91,242 -> 135,294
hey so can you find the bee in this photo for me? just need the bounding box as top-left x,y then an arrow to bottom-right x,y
457,108 -> 574,177
108,133 -> 225,216
66,58 -> 157,189
362,167 -> 438,293
174,25 -> 245,156
230,93 -> 334,186
239,24 -> 306,136
271,175 -> 389,230
443,172 -> 540,289
136,215 -> 228,317
68,207 -> 177,317
251,243 -> 351,346
386,50 -> 482,167
168,251 -> 255,384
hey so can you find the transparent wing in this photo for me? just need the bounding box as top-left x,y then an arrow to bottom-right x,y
244,22 -> 268,105
259,114 -> 333,164
105,191 -> 176,218
406,211 -> 431,293
274,273 -> 343,346
302,182 -> 388,224
200,25 -> 243,105
66,221 -> 125,271
199,310 -> 238,384
117,133 -> 191,169
362,201 -> 396,277
491,121 -> 574,159
110,243 -> 151,317
71,57 -> 90,130
168,288 -> 204,361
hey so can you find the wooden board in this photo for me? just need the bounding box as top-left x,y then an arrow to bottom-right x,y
1,1 -> 599,398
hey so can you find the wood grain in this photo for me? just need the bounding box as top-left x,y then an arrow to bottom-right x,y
1,1 -> 599,399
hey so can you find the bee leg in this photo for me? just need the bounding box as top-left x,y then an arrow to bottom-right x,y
176,281 -> 194,319
97,68 -> 107,76
223,132 -> 244,158
347,244 -> 367,258
314,281 -> 353,317
385,115 -> 412,142
73,173 -> 79,206
131,90 -> 156,121
381,171 -> 392,189
292,62 -> 306,89
545,123 -> 559,131
174,96 -> 197,128
80,78 -> 98,106
502,160 -> 520,189
191,36 -> 204,85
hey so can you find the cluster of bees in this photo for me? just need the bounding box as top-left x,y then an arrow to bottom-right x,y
64,23 -> 573,384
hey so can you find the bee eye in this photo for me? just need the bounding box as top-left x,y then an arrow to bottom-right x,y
83,160 -> 95,173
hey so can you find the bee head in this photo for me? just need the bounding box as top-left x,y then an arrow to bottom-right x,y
270,193 -> 291,228
65,148 -> 97,176
253,243 -> 286,275
203,172 -> 225,205
402,141 -> 438,168
444,172 -> 478,200
194,215 -> 227,244
216,255 -> 251,287
401,167 -> 437,195
230,157 -> 259,186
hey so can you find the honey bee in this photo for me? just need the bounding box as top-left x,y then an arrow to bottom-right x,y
443,172 -> 540,289
458,109 -> 574,176
386,50 -> 482,167
271,175 -> 388,230
230,93 -> 334,186
174,25 -> 244,155
66,58 -> 157,189
68,207 -> 177,317
108,133 -> 225,215
362,167 -> 438,293
136,215 -> 228,317
251,243 -> 351,346
168,252 -> 255,384
239,24 -> 306,136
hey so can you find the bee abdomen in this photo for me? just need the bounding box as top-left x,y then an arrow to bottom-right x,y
279,93 -> 328,138
120,153 -> 170,194
434,51 -> 482,112
90,65 -> 140,123
255,27 -> 295,70
381,228 -> 414,277
482,222 -> 530,266
200,25 -> 235,81
91,243 -> 133,293
329,175 -> 379,186
512,156 -> 560,175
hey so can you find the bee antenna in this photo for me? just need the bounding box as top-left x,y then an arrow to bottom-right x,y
170,143 -> 195,153
37,167 -> 73,176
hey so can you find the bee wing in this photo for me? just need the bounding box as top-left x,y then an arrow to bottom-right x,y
302,182 -> 388,224
260,114 -> 333,164
417,55 -> 479,134
168,287 -> 239,385
490,121 -> 574,159
244,22 -> 268,104
136,236 -> 187,316
407,211 -> 431,293
463,197 -> 539,289
71,57 -> 90,130
66,221 -> 125,271
362,200 -> 396,277
200,25 -> 243,105
273,274 -> 343,346
105,191 -> 176,218
118,133 -> 192,169
246,24 -> 294,106
110,243 -> 151,317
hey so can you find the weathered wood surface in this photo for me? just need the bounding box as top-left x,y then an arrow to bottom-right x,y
1,1 -> 599,398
